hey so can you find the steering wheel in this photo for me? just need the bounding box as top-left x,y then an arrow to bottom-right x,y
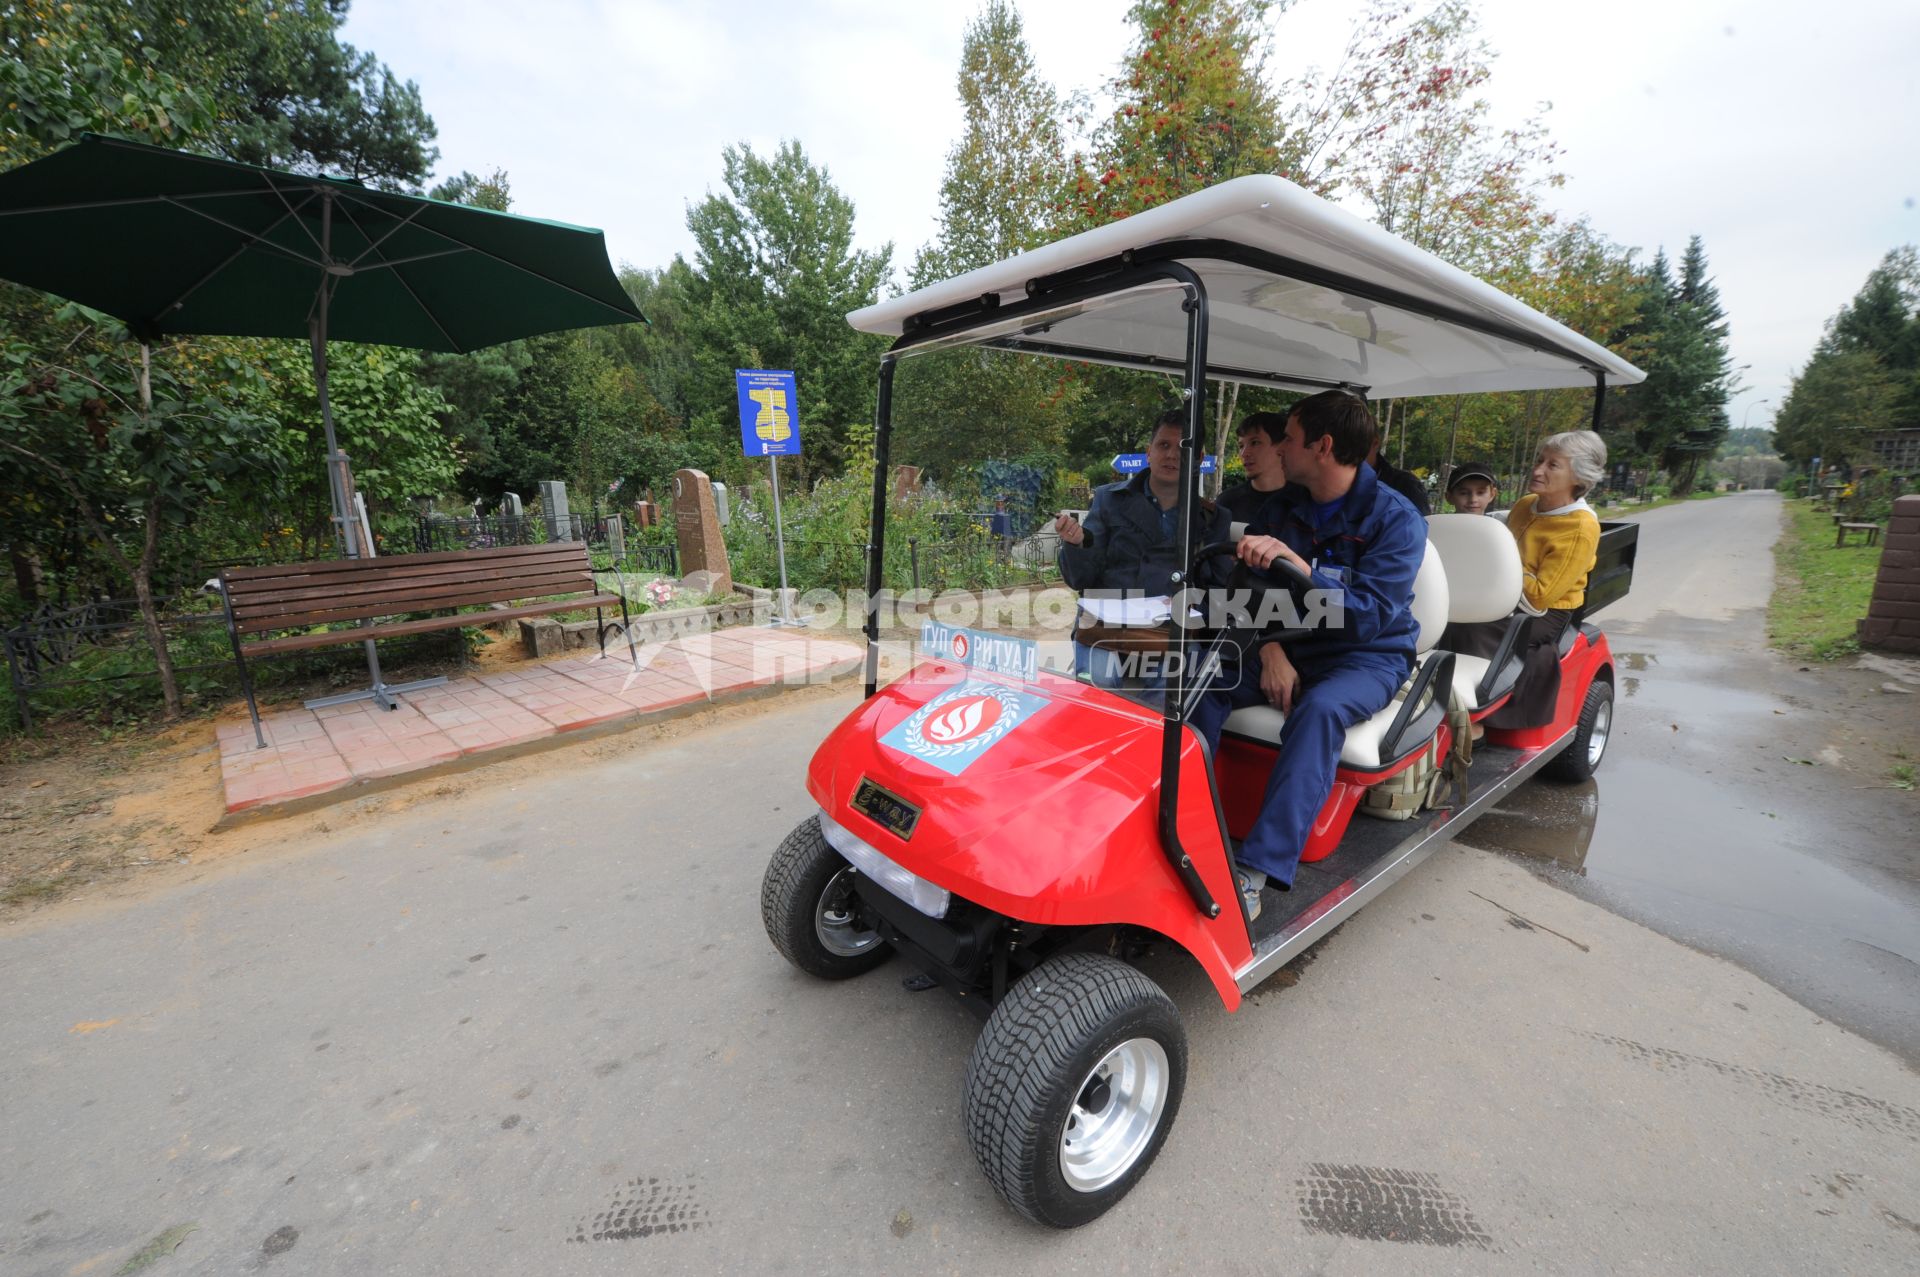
1188,538 -> 1315,594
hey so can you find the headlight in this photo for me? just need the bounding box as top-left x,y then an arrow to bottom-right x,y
817,809 -> 951,920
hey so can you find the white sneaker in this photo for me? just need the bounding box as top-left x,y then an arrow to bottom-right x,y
1235,865 -> 1268,921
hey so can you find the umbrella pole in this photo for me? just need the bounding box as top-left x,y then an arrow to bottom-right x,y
300,213 -> 446,715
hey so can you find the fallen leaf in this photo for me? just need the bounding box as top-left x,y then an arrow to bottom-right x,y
1782,756 -> 1815,766
114,1223 -> 198,1275
69,1019 -> 119,1035
29,779 -> 47,788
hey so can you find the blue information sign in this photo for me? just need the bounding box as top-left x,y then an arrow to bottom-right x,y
1112,453 -> 1217,474
736,369 -> 802,458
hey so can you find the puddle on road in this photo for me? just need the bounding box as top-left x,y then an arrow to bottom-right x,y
1453,634 -> 1920,1060
1458,781 -> 1599,874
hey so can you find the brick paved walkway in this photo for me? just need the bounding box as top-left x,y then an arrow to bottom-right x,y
216,627 -> 861,815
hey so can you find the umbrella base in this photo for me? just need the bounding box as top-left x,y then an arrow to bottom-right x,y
306,674 -> 449,713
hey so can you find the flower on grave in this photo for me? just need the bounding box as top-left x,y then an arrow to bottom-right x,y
645,577 -> 678,607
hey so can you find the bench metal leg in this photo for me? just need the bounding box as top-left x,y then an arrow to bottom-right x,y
303,635 -> 446,712
219,582 -> 267,750
619,592 -> 639,669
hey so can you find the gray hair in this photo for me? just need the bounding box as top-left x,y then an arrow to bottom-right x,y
1539,430 -> 1608,496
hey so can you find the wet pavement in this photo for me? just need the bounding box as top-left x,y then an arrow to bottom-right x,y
1455,492 -> 1920,1063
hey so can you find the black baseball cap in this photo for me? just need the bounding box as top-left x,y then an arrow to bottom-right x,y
1447,462 -> 1497,490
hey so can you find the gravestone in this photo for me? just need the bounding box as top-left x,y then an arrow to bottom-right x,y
672,469 -> 732,592
500,491 -> 523,519
893,465 -> 922,500
1860,494 -> 1920,653
606,513 -> 626,561
712,481 -> 731,527
632,499 -> 659,529
537,480 -> 570,541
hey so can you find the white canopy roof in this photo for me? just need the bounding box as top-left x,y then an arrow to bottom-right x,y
849,176 -> 1642,398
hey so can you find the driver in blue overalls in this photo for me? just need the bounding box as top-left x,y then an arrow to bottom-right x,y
1190,391 -> 1425,917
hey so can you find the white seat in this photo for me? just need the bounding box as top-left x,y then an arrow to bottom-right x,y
1425,513 -> 1525,711
1221,540 -> 1450,770
1229,521 -> 1247,542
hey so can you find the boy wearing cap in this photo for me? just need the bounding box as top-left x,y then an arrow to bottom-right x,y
1446,462 -> 1499,516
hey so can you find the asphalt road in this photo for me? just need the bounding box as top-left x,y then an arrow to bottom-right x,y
1456,490 -> 1920,1062
4,492 -> 1919,1274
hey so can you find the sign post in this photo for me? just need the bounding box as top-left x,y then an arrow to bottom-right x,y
735,369 -> 802,625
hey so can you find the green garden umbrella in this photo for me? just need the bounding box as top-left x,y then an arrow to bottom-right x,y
0,132 -> 645,557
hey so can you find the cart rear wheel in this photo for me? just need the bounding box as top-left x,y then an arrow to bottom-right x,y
760,816 -> 891,979
963,953 -> 1186,1228
1544,676 -> 1613,782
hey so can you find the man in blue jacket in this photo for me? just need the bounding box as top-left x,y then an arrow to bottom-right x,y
1191,391 -> 1425,913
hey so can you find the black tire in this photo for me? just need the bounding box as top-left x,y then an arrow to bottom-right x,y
760,816 -> 891,979
1543,676 -> 1613,782
963,953 -> 1187,1229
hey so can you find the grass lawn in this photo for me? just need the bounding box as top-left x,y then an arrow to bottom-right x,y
1769,498 -> 1885,660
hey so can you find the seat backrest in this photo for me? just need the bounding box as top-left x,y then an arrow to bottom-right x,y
221,542 -> 596,634
1424,512 -> 1522,624
1410,539 -> 1448,654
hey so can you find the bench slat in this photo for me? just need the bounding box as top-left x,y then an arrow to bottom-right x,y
235,571 -> 603,633
221,541 -> 583,582
228,558 -> 598,610
223,549 -> 590,598
243,595 -> 624,655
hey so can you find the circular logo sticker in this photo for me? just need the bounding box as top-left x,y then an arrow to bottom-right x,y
922,694 -> 1001,745
950,632 -> 971,662
897,682 -> 1030,761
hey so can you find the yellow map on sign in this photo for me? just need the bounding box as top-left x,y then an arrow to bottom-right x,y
749,387 -> 792,443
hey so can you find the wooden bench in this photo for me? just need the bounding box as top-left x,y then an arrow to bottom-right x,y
1836,521 -> 1882,548
219,541 -> 636,748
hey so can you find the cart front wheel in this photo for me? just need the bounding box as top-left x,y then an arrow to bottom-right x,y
1544,675 -> 1613,782
964,953 -> 1186,1228
760,816 -> 891,979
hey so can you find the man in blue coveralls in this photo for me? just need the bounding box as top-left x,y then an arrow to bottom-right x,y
1191,390 -> 1425,918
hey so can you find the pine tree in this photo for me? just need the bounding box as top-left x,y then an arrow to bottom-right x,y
1659,236 -> 1735,492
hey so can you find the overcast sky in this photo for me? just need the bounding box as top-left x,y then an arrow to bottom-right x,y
343,0 -> 1919,437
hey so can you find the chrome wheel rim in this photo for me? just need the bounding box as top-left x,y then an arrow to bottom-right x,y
1059,1037 -> 1170,1192
1587,695 -> 1612,767
815,866 -> 881,958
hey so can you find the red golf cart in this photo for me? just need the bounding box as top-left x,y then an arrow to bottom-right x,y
759,175 -> 1642,1228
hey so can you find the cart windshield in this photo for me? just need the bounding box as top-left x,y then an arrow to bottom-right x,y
834,276 -> 1266,718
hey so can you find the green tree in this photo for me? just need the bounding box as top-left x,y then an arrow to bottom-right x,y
232,339 -> 456,552
680,140 -> 893,472
0,1 -> 218,162
0,334 -> 286,715
917,0 -> 1064,282
1659,235 -> 1736,490
1773,247 -> 1920,470
1282,0 -> 1562,283
1064,0 -> 1286,226
1059,0 -> 1288,490
892,0 -> 1079,479
2,2 -> 439,189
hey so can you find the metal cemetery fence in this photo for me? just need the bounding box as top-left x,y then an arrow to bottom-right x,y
413,513 -> 678,575
3,597 -> 229,729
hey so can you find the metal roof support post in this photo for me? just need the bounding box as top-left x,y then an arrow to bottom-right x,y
863,357 -> 898,698
1159,264 -> 1221,920
1591,369 -> 1607,433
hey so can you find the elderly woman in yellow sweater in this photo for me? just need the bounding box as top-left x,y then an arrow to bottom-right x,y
1450,430 -> 1607,730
